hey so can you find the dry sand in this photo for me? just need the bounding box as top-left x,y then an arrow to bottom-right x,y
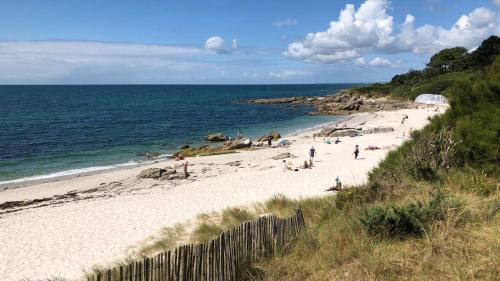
0,106 -> 445,281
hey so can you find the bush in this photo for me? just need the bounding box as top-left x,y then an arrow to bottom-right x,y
360,191 -> 464,239
335,188 -> 370,209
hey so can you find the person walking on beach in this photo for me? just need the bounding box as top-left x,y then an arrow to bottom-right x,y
309,146 -> 316,163
354,145 -> 359,160
183,161 -> 190,178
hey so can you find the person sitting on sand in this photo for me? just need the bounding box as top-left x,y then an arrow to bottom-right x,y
302,160 -> 309,169
354,145 -> 359,159
183,161 -> 190,178
175,154 -> 184,161
282,160 -> 292,171
335,137 -> 341,144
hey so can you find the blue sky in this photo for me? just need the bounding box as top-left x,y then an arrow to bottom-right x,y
0,0 -> 498,84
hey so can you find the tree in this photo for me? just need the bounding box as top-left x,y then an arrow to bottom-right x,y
471,35 -> 500,67
426,47 -> 469,72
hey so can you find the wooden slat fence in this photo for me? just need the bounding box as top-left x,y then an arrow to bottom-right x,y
87,207 -> 305,281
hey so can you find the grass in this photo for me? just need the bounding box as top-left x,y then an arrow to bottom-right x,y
243,55 -> 500,280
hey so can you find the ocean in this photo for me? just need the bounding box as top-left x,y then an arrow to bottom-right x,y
0,84 -> 354,186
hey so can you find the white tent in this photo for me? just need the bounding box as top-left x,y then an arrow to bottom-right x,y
414,94 -> 449,105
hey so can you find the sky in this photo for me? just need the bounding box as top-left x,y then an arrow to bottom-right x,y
0,0 -> 499,84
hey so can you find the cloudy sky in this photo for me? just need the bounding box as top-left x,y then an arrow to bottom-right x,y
0,0 -> 499,84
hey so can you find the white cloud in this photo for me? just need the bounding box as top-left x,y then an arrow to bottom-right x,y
0,41 -> 223,84
284,0 -> 499,64
204,36 -> 224,50
273,18 -> 297,27
354,56 -> 400,68
494,0 -> 500,6
368,57 -> 393,67
232,38 -> 238,49
269,69 -> 312,80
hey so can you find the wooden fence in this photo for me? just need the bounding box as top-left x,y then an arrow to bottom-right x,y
87,207 -> 305,281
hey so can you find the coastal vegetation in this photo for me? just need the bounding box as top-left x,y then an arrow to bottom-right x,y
237,36 -> 500,280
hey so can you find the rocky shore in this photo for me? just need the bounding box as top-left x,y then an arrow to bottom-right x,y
246,91 -> 417,115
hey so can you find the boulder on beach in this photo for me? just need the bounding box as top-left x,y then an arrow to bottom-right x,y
138,168 -> 166,179
223,139 -> 252,150
159,173 -> 185,181
271,152 -> 291,160
204,133 -> 227,142
362,126 -> 394,134
316,126 -> 362,137
256,130 -> 281,142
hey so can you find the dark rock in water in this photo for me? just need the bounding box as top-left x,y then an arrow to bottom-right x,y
271,152 -> 291,160
205,133 -> 227,142
362,126 -> 394,134
180,144 -> 190,149
138,168 -> 166,179
256,130 -> 281,142
145,152 -> 162,158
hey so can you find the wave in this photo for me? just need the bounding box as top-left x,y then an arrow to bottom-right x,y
0,161 -> 142,188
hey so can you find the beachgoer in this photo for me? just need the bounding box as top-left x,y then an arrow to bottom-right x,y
335,137 -> 341,144
354,145 -> 359,159
303,160 -> 309,169
267,137 -> 272,146
309,146 -> 316,163
237,130 -> 242,139
335,176 -> 342,190
183,161 -> 189,178
282,160 -> 291,171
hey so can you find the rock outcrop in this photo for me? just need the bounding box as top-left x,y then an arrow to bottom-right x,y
362,126 -> 394,134
223,139 -> 251,150
256,131 -> 281,142
138,167 -> 178,179
315,127 -> 362,137
246,91 -> 416,115
204,133 -> 227,142
138,168 -> 166,179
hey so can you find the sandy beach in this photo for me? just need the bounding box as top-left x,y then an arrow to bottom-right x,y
0,106 -> 445,281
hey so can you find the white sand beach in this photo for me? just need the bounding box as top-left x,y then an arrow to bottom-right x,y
0,106 -> 445,281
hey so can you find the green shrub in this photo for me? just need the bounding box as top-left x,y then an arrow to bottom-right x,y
335,188 -> 370,209
360,191 -> 464,239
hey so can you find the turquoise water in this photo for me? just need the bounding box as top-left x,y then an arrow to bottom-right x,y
0,84 -> 353,185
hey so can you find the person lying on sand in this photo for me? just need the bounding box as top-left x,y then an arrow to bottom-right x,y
365,145 -> 380,150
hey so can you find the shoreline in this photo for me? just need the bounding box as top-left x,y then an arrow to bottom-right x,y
0,106 -> 446,281
0,115 -> 349,191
